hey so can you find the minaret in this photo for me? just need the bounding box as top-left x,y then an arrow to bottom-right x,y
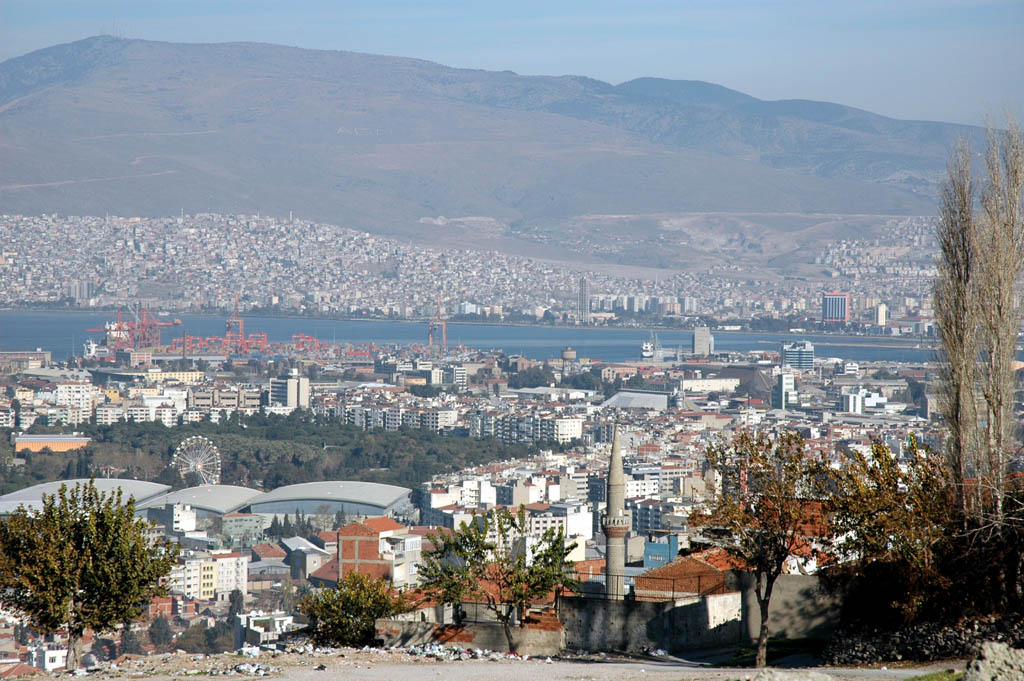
602,425 -> 628,599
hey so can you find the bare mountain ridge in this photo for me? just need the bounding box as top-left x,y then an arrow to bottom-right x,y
0,36 -> 963,266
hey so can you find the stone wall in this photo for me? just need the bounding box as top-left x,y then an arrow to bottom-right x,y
728,572 -> 840,643
558,592 -> 742,654
375,613 -> 564,656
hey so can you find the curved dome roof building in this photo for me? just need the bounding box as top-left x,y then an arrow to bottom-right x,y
0,479 -> 170,515
136,485 -> 264,517
244,481 -> 411,517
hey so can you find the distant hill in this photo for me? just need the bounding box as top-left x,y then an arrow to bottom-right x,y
0,36 -> 969,263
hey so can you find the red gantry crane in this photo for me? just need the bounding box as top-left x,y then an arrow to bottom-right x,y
427,296 -> 447,353
87,306 -> 181,351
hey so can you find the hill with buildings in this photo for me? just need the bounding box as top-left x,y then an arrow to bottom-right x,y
0,36 -> 966,266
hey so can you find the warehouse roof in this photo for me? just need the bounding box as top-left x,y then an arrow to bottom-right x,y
0,479 -> 170,514
248,481 -> 410,510
136,485 -> 264,515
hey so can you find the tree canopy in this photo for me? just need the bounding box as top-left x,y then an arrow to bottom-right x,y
417,507 -> 578,651
1,410 -> 539,493
0,480 -> 178,669
298,572 -> 411,647
703,431 -> 827,668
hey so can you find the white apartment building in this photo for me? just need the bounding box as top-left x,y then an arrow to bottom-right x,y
625,477 -> 662,499
55,382 -> 96,412
540,417 -> 584,444
154,404 -> 177,427
211,550 -> 248,600
169,554 -> 205,599
169,550 -> 247,601
125,404 -> 156,423
95,404 -> 124,425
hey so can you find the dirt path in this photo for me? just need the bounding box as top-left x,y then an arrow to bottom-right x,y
80,649 -> 961,681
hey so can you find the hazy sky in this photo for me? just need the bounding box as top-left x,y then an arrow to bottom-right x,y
2,0 -> 1022,125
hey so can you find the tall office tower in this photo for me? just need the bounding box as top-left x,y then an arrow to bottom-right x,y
578,276 -> 591,324
875,303 -> 888,326
269,374 -> 310,409
602,427 -> 628,600
781,340 -> 815,370
772,372 -> 797,409
821,291 -> 851,323
692,326 -> 714,356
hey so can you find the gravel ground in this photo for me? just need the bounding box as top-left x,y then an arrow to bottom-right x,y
64,648 -> 963,681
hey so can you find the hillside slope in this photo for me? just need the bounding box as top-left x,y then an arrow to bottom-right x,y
0,37 -> 959,262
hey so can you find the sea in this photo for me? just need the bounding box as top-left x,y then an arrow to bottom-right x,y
0,310 -> 938,365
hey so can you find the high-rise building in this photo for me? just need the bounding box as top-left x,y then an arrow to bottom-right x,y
781,340 -> 814,370
772,372 -> 798,409
822,291 -> 851,323
269,374 -> 310,409
875,303 -> 888,326
692,327 -> 715,356
577,276 -> 591,324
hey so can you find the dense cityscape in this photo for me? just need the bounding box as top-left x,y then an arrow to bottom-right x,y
0,213 -> 938,326
0,2 -> 1022,678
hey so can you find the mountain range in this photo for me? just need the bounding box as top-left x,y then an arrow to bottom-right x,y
0,36 -> 974,268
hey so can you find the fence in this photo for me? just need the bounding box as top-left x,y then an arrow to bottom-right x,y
575,573 -> 730,601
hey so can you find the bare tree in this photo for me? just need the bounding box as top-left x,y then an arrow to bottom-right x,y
975,119 -> 1024,525
935,119 -> 1024,526
934,139 -> 979,518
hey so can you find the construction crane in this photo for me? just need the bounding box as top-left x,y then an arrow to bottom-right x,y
427,296 -> 447,353
86,306 -> 181,351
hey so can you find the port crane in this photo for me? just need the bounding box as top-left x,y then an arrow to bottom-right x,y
427,296 -> 447,352
86,305 -> 181,350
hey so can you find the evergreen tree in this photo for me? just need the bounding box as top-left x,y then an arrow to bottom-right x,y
119,625 -> 142,655
0,480 -> 178,669
298,573 -> 411,647
228,589 -> 244,620
148,615 -> 173,648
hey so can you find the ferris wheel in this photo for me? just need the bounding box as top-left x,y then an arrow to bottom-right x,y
172,436 -> 221,485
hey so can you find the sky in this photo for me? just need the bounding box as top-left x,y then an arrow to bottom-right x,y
1,0 -> 1022,126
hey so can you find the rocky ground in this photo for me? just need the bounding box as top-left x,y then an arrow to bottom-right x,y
54,644 -> 962,681
824,616 -> 1024,665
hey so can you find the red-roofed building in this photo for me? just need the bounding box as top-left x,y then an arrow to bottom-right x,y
0,662 -> 43,678
251,543 -> 287,562
633,548 -> 741,600
363,517 -> 403,535
311,531 -> 339,553
337,519 -> 422,587
308,557 -> 339,589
